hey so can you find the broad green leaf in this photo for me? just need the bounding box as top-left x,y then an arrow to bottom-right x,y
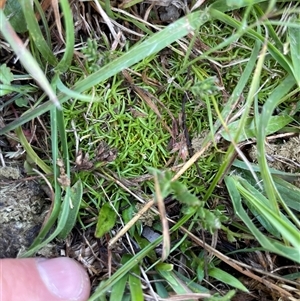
4,0 -> 27,33
15,97 -> 29,107
227,0 -> 248,7
0,84 -> 14,96
20,185 -> 71,257
209,267 -> 248,292
0,64 -> 13,84
109,274 -> 128,301
58,180 -> 83,239
156,263 -> 210,298
156,269 -> 212,299
236,179 -> 281,238
122,205 -> 135,237
129,264 -> 144,301
95,203 -> 117,238
156,263 -> 173,272
232,162 -> 300,226
0,83 -> 37,97
283,272 -> 300,281
221,115 -> 293,143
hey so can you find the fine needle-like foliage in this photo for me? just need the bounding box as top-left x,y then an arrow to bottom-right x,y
0,0 -> 300,300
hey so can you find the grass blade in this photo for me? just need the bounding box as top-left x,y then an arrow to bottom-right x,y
288,14 -> 300,87
19,106 -> 73,256
156,263 -> 190,295
225,175 -> 300,263
129,264 -> 144,301
57,179 -> 83,239
202,39 -> 262,203
210,0 -> 265,12
209,8 -> 293,74
89,214 -> 193,300
220,115 -> 293,143
208,267 -> 248,292
55,0 -> 75,72
95,203 -> 117,238
20,0 -> 57,65
256,75 -> 296,211
0,10 -> 60,108
0,10 -> 210,134
15,126 -> 52,174
109,274 -> 128,301
238,177 -> 300,248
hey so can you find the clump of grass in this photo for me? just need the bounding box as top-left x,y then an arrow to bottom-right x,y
1,0 -> 300,300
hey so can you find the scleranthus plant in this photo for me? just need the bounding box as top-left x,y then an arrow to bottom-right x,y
0,0 -> 300,300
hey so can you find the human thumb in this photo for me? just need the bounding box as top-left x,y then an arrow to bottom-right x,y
1,257 -> 91,301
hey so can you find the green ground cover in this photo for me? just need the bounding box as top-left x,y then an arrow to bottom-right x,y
1,0 -> 300,300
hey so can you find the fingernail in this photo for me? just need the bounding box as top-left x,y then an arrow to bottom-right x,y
36,258 -> 86,300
